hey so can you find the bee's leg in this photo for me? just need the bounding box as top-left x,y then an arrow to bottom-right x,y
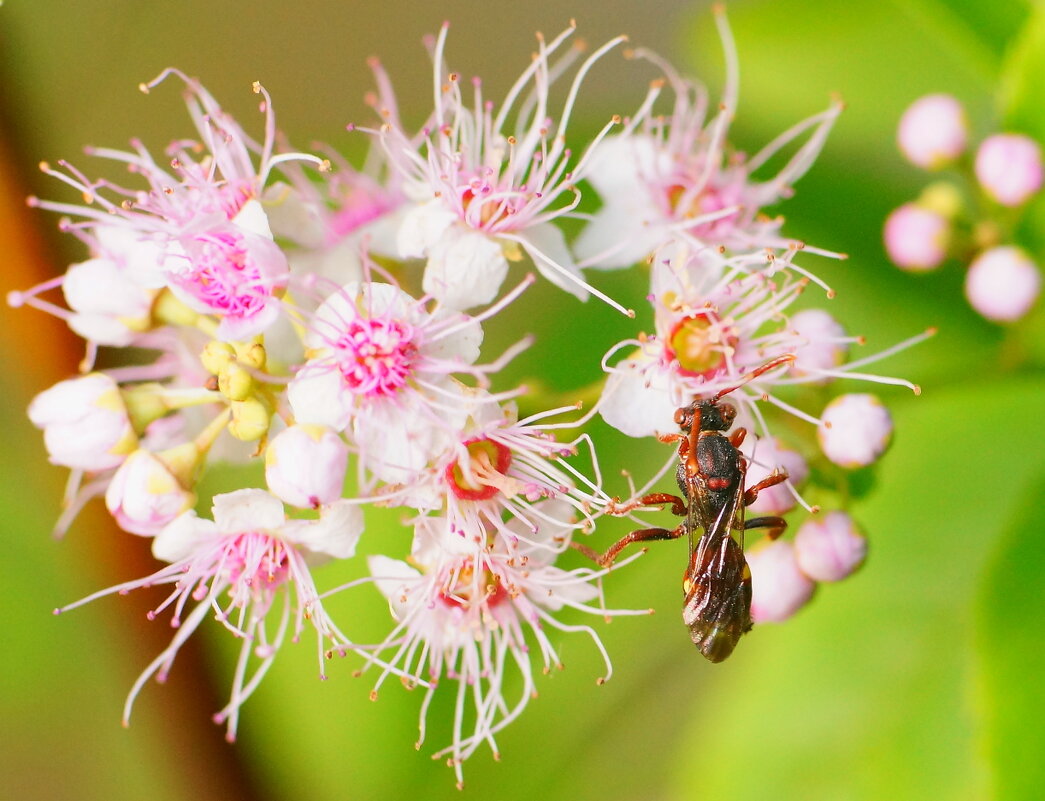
605,492 -> 687,517
729,427 -> 747,448
742,471 -> 788,506
573,524 -> 686,568
744,515 -> 787,540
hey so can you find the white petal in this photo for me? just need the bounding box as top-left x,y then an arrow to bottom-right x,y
516,222 -> 586,300
423,226 -> 508,309
599,359 -> 679,438
288,368 -> 353,431
211,488 -> 286,533
152,510 -> 217,563
232,199 -> 275,239
397,199 -> 457,258
573,201 -> 664,269
285,500 -> 363,559
367,554 -> 421,616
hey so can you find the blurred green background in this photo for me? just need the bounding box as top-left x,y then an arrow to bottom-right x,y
2,1 -> 1044,799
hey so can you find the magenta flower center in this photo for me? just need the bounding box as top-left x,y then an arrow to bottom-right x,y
180,232 -> 269,319
223,532 -> 291,594
334,317 -> 417,397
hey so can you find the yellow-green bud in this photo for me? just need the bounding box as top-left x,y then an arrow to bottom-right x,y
122,382 -> 172,433
228,397 -> 271,441
201,341 -> 236,375
236,339 -> 268,370
918,181 -> 964,219
219,362 -> 254,402
153,288 -> 200,327
155,441 -> 202,488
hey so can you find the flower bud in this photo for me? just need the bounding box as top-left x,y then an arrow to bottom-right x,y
975,133 -> 1044,206
62,258 -> 154,346
883,203 -> 949,271
228,397 -> 271,441
265,425 -> 348,508
789,308 -> 847,382
28,373 -> 137,471
897,94 -> 968,169
200,341 -> 236,375
817,394 -> 893,468
104,449 -> 195,535
745,437 -> 808,515
218,362 -> 254,402
794,512 -> 867,582
964,246 -> 1041,322
748,540 -> 816,623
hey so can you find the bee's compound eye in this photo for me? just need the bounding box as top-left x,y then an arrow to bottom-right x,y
674,407 -> 687,426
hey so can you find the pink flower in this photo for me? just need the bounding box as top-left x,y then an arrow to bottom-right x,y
575,10 -> 843,270
56,489 -> 363,742
366,23 -> 632,314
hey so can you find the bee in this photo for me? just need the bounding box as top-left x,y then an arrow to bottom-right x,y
582,355 -> 794,662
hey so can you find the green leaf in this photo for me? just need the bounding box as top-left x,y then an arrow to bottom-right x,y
1000,3 -> 1045,137
975,467 -> 1045,801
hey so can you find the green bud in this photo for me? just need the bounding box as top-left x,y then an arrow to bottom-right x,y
153,288 -> 200,327
219,362 -> 254,402
200,341 -> 236,375
228,397 -> 271,441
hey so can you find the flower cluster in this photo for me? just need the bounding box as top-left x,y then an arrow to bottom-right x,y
13,10 -> 926,786
885,93 -> 1043,322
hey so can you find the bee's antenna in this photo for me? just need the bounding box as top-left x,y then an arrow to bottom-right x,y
711,353 -> 796,402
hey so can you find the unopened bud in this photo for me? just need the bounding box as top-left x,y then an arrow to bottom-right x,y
965,246 -> 1041,322
817,394 -> 893,468
749,540 -> 816,623
794,512 -> 867,582
153,288 -> 200,327
228,397 -> 271,441
897,94 -> 968,169
201,341 -> 236,375
883,203 -> 949,271
219,362 -> 254,402
265,425 -> 349,509
975,133 -> 1043,206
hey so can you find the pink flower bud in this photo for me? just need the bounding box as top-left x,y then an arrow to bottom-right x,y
794,512 -> 867,582
745,437 -> 808,515
105,449 -> 195,536
883,203 -> 949,271
264,424 -> 349,509
748,540 -> 816,623
975,134 -> 1044,206
817,394 -> 893,468
897,94 -> 968,169
964,246 -> 1041,322
789,308 -> 847,382
28,373 -> 138,471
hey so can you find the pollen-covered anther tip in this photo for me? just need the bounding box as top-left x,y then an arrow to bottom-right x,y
926,326 -> 939,337
626,308 -> 636,318
7,290 -> 25,308
138,82 -> 150,94
319,159 -> 332,173
52,607 -> 62,615
369,689 -> 378,701
826,289 -> 837,299
456,782 -> 465,792
810,505 -> 822,514
251,80 -> 262,94
611,114 -> 622,124
912,384 -> 922,396
712,2 -> 727,15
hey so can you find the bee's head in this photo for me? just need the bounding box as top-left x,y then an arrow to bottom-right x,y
675,399 -> 736,432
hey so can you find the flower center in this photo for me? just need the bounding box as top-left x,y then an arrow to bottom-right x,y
665,181 -> 741,238
666,312 -> 736,378
334,317 -> 417,397
437,564 -> 509,609
179,231 -> 269,318
445,438 -> 513,501
224,532 -> 290,593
